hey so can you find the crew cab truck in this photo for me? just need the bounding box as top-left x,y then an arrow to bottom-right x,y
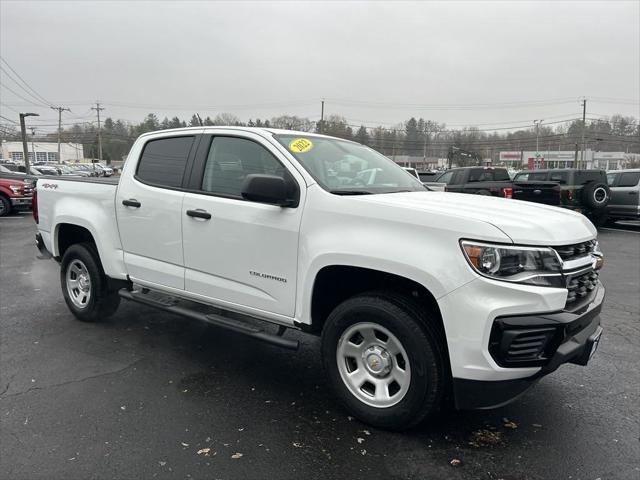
0,175 -> 33,216
34,127 -> 605,430
437,166 -> 561,205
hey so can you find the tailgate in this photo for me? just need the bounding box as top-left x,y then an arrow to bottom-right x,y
512,181 -> 560,206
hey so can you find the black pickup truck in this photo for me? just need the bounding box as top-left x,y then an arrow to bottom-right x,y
435,166 -> 560,205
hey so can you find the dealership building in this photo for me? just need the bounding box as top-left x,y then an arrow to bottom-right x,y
499,150 -> 639,170
1,140 -> 84,163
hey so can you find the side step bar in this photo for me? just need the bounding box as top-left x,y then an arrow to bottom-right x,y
118,289 -> 299,350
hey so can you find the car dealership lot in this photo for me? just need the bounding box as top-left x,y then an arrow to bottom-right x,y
1,215 -> 638,480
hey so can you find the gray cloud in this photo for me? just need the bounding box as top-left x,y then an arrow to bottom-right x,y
1,0 -> 638,132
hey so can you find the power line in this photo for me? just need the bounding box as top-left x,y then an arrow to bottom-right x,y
0,83 -> 51,108
0,57 -> 54,107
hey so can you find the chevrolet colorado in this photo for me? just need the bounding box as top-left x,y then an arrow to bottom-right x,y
34,127 -> 605,430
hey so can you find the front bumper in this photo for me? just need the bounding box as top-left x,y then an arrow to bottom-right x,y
453,282 -> 604,409
10,196 -> 32,208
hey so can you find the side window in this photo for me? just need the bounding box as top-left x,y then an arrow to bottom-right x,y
549,172 -> 568,184
201,137 -> 287,197
467,169 -> 484,182
514,173 -> 529,181
618,172 -> 640,187
606,173 -> 618,186
136,136 -> 194,188
436,170 -> 454,184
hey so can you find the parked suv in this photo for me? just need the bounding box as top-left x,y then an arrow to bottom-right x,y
606,169 -> 640,222
514,169 -> 610,226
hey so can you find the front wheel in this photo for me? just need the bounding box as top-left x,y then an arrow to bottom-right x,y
60,243 -> 120,322
321,293 -> 447,430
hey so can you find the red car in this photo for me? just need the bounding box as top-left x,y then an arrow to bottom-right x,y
0,176 -> 33,216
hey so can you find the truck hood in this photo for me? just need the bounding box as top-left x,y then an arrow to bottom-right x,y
354,191 -> 596,245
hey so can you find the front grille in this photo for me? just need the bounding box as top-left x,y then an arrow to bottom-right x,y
566,269 -> 599,303
554,240 -> 597,261
23,185 -> 33,197
489,326 -> 559,367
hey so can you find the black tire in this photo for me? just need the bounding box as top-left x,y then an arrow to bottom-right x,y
582,181 -> 610,209
321,292 -> 447,430
0,195 -> 11,217
60,243 -> 120,322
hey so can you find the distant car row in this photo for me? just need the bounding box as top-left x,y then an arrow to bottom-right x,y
418,166 -> 639,226
0,160 -> 113,177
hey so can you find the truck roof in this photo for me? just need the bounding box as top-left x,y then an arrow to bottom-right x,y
137,126 -> 343,141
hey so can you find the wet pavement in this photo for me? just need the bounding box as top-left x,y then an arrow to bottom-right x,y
1,214 -> 638,479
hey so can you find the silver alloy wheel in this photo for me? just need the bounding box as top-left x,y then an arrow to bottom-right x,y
66,259 -> 92,309
336,322 -> 411,408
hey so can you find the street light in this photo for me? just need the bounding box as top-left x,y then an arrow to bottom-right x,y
19,112 -> 39,173
533,119 -> 544,154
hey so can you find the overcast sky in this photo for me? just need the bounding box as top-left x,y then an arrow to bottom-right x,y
1,0 -> 639,133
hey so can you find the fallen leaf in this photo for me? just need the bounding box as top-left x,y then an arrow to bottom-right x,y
363,430 -> 371,436
120,406 -> 126,411
504,421 -> 518,429
360,449 -> 367,455
292,442 -> 302,448
197,448 -> 210,455
181,442 -> 189,447
450,458 -> 462,467
532,423 -> 543,428
159,461 -> 167,466
231,453 -> 243,459
357,437 -> 365,444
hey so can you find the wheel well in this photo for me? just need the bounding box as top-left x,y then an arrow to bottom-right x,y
310,265 -> 446,339
56,224 -> 95,258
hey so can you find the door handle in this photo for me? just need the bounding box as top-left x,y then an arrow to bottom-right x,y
186,209 -> 212,220
122,199 -> 141,208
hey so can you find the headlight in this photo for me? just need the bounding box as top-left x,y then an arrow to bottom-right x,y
9,185 -> 22,194
461,240 -> 563,287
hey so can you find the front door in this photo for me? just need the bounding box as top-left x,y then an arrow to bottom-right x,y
116,134 -> 198,290
609,171 -> 640,217
181,132 -> 304,318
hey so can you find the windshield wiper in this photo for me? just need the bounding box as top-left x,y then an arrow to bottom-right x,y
329,190 -> 374,195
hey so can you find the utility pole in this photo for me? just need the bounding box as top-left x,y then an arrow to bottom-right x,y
29,127 -> 36,163
91,101 -> 105,164
50,106 -> 71,163
580,98 -> 587,169
19,112 -> 39,173
319,99 -> 324,134
534,119 -> 543,169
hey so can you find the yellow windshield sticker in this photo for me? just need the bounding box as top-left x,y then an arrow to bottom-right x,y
289,138 -> 313,153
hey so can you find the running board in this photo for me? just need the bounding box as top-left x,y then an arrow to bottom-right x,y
118,289 -> 299,350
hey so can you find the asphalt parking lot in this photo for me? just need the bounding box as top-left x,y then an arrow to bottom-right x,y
1,215 -> 638,480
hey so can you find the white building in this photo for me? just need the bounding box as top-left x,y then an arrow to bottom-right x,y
1,140 -> 84,163
498,150 -> 639,170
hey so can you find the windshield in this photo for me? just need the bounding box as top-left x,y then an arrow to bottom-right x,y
274,134 -> 425,194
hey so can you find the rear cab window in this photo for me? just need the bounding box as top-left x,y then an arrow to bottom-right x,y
136,136 -> 195,188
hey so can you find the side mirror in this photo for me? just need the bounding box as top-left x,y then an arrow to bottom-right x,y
241,174 -> 298,207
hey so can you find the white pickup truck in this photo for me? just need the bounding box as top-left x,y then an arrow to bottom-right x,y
34,127 -> 605,430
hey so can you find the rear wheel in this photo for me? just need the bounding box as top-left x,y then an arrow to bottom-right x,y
60,243 -> 120,322
321,292 -> 447,430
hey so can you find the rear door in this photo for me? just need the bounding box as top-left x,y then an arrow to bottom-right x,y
116,133 -> 199,290
609,171 -> 640,217
442,170 -> 465,192
181,132 -> 305,318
